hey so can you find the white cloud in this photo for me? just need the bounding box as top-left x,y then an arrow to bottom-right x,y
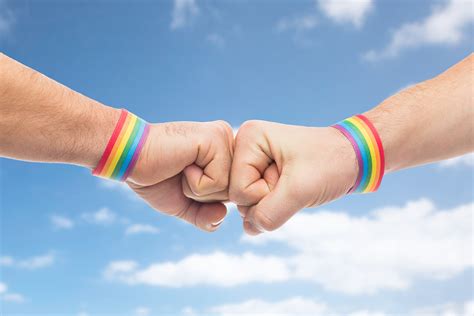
51,215 -> 74,229
206,33 -> 225,48
210,297 -> 329,316
244,199 -> 473,294
104,251 -> 291,287
276,14 -> 318,32
2,293 -> 25,303
364,0 -> 474,61
0,282 -> 26,304
197,297 -> 474,316
0,282 -> 7,294
19,253 -> 55,270
318,0 -> 373,28
1,253 -> 55,270
438,153 -> 474,168
103,199 -> 472,295
171,0 -> 199,30
0,256 -> 13,266
125,224 -> 159,236
412,300 -> 474,316
182,306 -> 197,316
98,179 -> 139,201
82,207 -> 116,225
77,313 -> 90,316
134,306 -> 151,316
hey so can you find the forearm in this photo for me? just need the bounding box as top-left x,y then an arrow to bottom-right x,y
365,53 -> 473,173
0,53 -> 120,169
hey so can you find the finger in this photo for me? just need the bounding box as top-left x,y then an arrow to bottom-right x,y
244,173 -> 307,234
128,175 -> 227,232
263,163 -> 279,191
183,122 -> 233,196
237,205 -> 249,218
243,219 -> 262,236
229,123 -> 273,206
182,174 -> 229,202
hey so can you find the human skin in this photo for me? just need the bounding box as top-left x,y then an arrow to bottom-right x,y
230,53 -> 474,235
0,53 -> 233,232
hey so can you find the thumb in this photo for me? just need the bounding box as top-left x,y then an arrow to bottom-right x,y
182,121 -> 233,201
243,170 -> 308,235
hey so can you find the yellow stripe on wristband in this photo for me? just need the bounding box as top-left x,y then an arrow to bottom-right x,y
347,116 -> 378,192
104,114 -> 137,178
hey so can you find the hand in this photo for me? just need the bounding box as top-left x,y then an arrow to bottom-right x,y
127,120 -> 234,232
229,120 -> 358,235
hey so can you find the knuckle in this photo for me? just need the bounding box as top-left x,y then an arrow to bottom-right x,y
239,120 -> 262,134
214,175 -> 229,192
215,120 -> 232,131
253,209 -> 278,231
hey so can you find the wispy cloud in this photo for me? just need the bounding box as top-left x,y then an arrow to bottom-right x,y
364,0 -> 474,61
82,207 -> 116,225
98,179 -> 139,201
438,153 -> 474,168
2,293 -> 25,303
51,215 -> 75,230
206,33 -> 225,48
0,0 -> 14,38
134,306 -> 151,316
1,253 -> 55,270
0,282 -> 6,294
125,224 -> 159,236
318,0 -> 374,28
104,199 -> 473,295
0,282 -> 26,304
171,0 -> 199,30
276,14 -> 318,32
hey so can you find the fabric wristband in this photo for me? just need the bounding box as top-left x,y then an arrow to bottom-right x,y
93,109 -> 150,181
332,114 -> 385,193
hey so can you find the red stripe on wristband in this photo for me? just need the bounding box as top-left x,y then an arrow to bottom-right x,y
356,114 -> 385,191
93,109 -> 128,176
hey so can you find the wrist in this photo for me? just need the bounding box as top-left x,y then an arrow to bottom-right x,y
74,102 -> 122,169
324,126 -> 359,194
363,85 -> 425,173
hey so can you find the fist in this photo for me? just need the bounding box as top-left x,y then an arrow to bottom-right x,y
127,120 -> 234,232
229,120 -> 358,235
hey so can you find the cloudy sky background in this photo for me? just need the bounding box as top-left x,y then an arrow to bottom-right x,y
0,0 -> 473,315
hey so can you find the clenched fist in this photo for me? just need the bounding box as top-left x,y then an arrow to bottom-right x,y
127,121 -> 234,232
229,120 -> 358,235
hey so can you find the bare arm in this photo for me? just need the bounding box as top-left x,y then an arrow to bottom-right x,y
0,53 -> 233,232
0,53 -> 120,168
366,53 -> 474,172
230,53 -> 474,235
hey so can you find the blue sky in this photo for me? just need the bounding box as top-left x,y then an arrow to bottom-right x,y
0,0 -> 473,315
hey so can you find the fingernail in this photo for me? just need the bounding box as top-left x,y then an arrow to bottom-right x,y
211,217 -> 225,227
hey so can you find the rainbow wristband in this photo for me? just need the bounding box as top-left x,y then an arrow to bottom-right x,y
93,109 -> 150,181
332,114 -> 385,193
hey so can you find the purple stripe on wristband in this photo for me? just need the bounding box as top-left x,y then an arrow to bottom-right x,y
332,124 -> 363,193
